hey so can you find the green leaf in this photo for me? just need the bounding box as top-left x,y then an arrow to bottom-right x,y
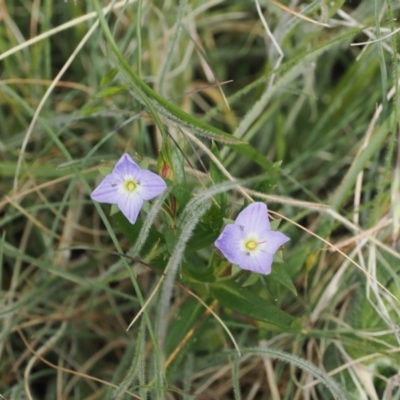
98,166 -> 112,175
326,0 -> 346,17
242,272 -> 260,287
268,265 -> 297,296
211,281 -> 295,329
164,297 -> 211,380
270,219 -> 282,230
182,261 -> 216,283
165,226 -> 181,255
165,297 -> 205,356
283,247 -> 309,278
113,212 -> 163,254
185,222 -> 220,254
171,184 -> 193,209
273,249 -> 284,264
110,204 -> 119,216
171,144 -> 186,186
96,85 -> 128,98
80,106 -> 103,116
100,68 -> 118,86
228,143 -> 275,173
253,165 -> 280,194
210,142 -> 227,218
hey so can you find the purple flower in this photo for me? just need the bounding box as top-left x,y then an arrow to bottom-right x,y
91,153 -> 167,224
215,202 -> 290,275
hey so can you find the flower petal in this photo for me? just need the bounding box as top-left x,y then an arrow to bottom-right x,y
238,251 -> 273,275
113,153 -> 141,180
117,192 -> 144,224
235,202 -> 270,234
215,224 -> 245,265
137,169 -> 167,200
91,174 -> 120,204
263,230 -> 290,254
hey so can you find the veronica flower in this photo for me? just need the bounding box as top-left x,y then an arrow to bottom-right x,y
91,153 -> 167,224
215,202 -> 290,275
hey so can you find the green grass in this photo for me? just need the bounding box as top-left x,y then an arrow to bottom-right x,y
1,0 -> 400,399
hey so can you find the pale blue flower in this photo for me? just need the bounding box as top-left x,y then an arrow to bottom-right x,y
215,202 -> 290,275
91,153 -> 167,224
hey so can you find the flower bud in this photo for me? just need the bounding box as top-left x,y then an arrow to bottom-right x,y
158,159 -> 174,180
157,139 -> 175,181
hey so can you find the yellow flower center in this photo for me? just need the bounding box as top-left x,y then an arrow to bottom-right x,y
125,180 -> 137,192
245,240 -> 258,251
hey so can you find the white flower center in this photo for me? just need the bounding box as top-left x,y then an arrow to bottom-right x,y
125,180 -> 137,192
121,176 -> 139,193
241,234 -> 264,256
245,239 -> 258,251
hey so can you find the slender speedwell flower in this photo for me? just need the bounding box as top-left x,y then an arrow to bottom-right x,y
91,153 -> 167,224
215,202 -> 290,275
